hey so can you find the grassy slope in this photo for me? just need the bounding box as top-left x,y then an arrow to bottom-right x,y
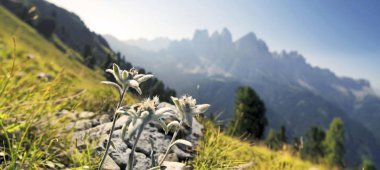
194,121 -> 335,170
0,6 -> 136,169
0,5 -> 137,108
0,5 -> 102,92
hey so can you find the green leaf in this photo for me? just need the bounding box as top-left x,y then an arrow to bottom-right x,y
171,96 -> 185,119
113,63 -> 120,77
111,63 -> 123,85
122,70 -> 129,81
149,138 -> 156,167
156,119 -> 168,134
121,123 -> 127,140
5,122 -> 26,133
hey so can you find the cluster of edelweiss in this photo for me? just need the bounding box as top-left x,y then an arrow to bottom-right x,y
98,64 -> 210,170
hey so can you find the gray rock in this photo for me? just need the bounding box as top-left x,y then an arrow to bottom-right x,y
99,114 -> 111,124
91,119 -> 100,127
172,145 -> 193,161
72,102 -> 204,170
75,119 -> 92,131
110,151 -> 130,169
157,153 -> 178,162
128,124 -> 170,156
133,152 -> 151,170
65,122 -> 75,131
110,148 -> 151,170
56,110 -> 77,120
77,111 -> 96,119
75,115 -> 130,138
110,137 -> 129,152
191,117 -> 203,138
103,155 -> 120,170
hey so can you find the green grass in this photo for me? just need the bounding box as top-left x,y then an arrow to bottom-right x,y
0,6 -> 137,169
193,120 -> 337,170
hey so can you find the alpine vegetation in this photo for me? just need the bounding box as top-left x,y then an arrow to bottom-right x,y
98,64 -> 209,170
98,64 -> 154,169
157,96 -> 210,167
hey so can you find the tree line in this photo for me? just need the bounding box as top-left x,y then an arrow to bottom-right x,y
226,86 -> 376,169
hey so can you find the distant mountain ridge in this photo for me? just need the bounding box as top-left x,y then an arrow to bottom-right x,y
104,28 -> 380,167
124,37 -> 172,52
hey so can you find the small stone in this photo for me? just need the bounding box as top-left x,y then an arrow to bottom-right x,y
65,122 -> 75,131
191,117 -> 204,138
172,145 -> 193,161
110,150 -> 129,170
77,111 -> 96,119
91,119 -> 100,127
158,153 -> 178,162
99,114 -> 111,124
103,155 -> 120,170
37,72 -> 53,80
134,153 -> 151,170
56,109 -> 71,117
27,53 -> 34,59
75,119 -> 92,131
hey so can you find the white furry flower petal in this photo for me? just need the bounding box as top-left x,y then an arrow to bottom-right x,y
133,74 -> 144,80
156,107 -> 172,116
128,80 -> 139,88
133,86 -> 142,95
195,104 -> 210,114
128,118 -> 143,139
137,74 -> 154,83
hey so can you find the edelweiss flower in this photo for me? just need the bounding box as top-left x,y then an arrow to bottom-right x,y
102,63 -> 153,95
117,96 -> 173,139
171,95 -> 210,127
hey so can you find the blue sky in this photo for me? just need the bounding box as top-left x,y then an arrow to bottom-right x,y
47,0 -> 380,92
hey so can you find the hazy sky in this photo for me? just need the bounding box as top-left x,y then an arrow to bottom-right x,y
47,0 -> 380,92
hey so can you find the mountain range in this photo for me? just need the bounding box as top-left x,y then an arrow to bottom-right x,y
104,29 -> 380,167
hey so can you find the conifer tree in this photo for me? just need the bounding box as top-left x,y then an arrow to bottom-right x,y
227,86 -> 267,139
266,126 -> 287,150
324,117 -> 345,167
301,126 -> 326,163
361,159 -> 377,170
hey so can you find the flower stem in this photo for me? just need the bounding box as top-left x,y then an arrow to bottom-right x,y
127,123 -> 145,170
98,89 -> 126,170
158,120 -> 184,166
